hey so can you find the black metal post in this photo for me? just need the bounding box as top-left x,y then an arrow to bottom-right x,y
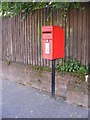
51,60 -> 55,97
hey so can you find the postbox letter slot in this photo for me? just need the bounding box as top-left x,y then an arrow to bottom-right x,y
42,31 -> 51,34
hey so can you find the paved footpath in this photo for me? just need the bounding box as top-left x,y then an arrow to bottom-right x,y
2,78 -> 88,118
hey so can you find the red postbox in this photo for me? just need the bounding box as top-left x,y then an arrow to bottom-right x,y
42,26 -> 64,60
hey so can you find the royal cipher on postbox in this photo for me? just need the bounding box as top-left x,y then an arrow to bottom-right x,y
42,26 -> 64,60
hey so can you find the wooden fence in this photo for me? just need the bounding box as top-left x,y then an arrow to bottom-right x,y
2,4 -> 89,67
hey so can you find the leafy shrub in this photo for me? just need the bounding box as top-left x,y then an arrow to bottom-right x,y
55,57 -> 88,75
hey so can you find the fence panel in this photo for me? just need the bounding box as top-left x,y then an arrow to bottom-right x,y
2,5 -> 89,67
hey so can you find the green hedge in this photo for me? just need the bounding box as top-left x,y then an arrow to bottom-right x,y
55,57 -> 88,75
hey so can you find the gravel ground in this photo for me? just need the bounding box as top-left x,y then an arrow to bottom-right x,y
2,78 -> 88,118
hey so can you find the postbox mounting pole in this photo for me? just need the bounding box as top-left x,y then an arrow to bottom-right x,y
51,59 -> 55,97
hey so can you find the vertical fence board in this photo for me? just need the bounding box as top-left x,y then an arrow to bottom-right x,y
33,12 -> 35,65
16,16 -> 18,62
44,8 -> 48,66
27,12 -> 30,64
10,18 -> 13,61
66,9 -> 70,58
39,9 -> 41,66
80,10 -> 83,64
86,4 -> 88,66
83,7 -> 87,65
20,13 -> 22,63
25,17 -> 27,64
22,16 -> 25,63
11,17 -> 14,61
81,9 -> 85,65
87,4 -> 90,66
31,13 -> 33,65
78,8 -> 81,63
74,9 -> 78,60
70,9 -> 74,60
19,13 -> 21,63
38,9 -> 41,66
62,13 -> 66,60
17,14 -> 19,62
76,9 -> 78,60
7,19 -> 10,58
23,17 -> 25,63
64,14 -> 67,60
18,14 -> 20,62
28,12 -> 30,64
2,18 -> 3,59
34,10 -> 37,66
15,16 -> 17,62
35,11 -> 38,66
37,10 -> 40,66
34,11 -> 36,66
41,8 -> 45,67
25,16 -> 27,64
76,8 -> 80,60
40,8 -> 43,67
6,18 -> 8,60
30,12 -> 32,64
14,17 -> 16,62
5,18 -> 7,60
26,14 -> 29,64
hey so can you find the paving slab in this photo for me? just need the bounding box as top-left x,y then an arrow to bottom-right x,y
2,78 -> 88,118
